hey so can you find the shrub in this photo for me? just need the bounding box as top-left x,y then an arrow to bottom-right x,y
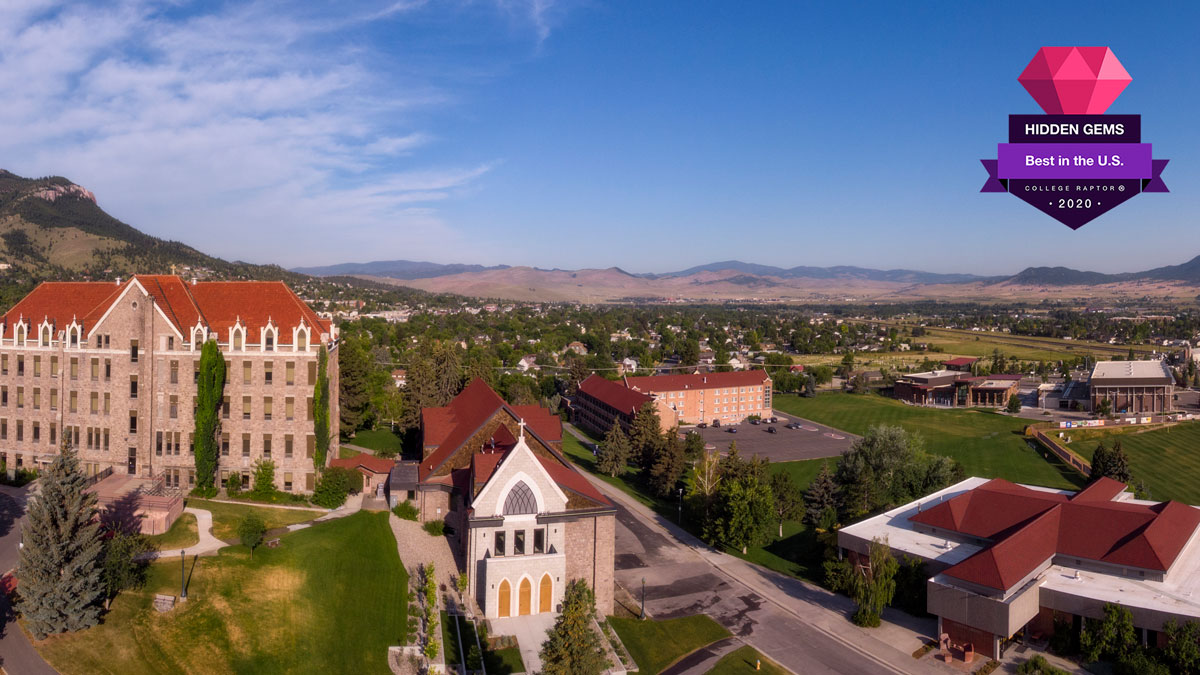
311,467 -> 361,509
423,520 -> 446,537
392,501 -> 419,521
226,478 -> 243,497
0,466 -> 38,487
189,485 -> 219,499
250,459 -> 278,499
1017,655 -> 1069,675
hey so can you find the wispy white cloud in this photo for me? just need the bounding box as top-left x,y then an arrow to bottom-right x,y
0,0 -> 556,266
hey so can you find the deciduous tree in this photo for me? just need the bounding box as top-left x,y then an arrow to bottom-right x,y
847,538 -> 898,627
313,345 -> 331,471
770,470 -> 803,538
238,514 -> 266,559
1081,603 -> 1138,663
101,531 -> 152,609
193,339 -> 225,491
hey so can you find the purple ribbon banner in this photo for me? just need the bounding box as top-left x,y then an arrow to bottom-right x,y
980,157 -> 1169,193
997,143 -> 1152,179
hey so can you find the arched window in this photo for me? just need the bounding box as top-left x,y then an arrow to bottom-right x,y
503,481 -> 537,515
232,327 -> 243,351
296,327 -> 309,351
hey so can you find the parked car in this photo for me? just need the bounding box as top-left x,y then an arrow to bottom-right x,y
786,422 -> 800,429
712,419 -> 722,427
769,416 -> 778,423
726,427 -> 738,434
750,419 -> 760,425
697,422 -> 708,429
766,426 -> 777,434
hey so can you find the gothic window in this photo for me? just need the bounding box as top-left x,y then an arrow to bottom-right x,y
503,481 -> 537,515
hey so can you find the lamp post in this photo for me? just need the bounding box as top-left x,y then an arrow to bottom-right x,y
677,487 -> 683,525
640,577 -> 645,620
180,550 -> 187,600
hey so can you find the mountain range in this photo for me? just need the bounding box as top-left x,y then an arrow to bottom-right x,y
295,255 -> 1200,290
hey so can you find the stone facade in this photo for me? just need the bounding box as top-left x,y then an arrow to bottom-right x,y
0,276 -> 338,493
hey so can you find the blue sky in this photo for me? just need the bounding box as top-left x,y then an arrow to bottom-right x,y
2,1 -> 1199,275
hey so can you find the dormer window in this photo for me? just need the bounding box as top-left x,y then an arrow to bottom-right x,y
295,326 -> 309,352
232,327 -> 243,351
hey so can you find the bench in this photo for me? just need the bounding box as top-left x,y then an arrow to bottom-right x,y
266,538 -> 281,549
153,594 -> 176,613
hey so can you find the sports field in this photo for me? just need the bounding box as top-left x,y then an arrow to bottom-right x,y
772,393 -> 1081,490
1065,421 -> 1200,505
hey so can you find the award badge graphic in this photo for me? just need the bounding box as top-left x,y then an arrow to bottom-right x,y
981,47 -> 1169,229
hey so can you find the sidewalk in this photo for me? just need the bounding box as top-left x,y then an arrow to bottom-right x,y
142,507 -> 224,559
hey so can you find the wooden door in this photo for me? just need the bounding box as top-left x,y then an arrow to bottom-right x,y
498,580 -> 511,618
518,578 -> 532,616
539,574 -> 552,613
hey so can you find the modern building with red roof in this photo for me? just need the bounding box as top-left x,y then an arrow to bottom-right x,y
399,379 -> 615,619
839,477 -> 1200,661
621,369 -> 773,426
0,275 -> 338,505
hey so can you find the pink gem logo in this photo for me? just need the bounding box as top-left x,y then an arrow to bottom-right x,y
1018,47 -> 1131,114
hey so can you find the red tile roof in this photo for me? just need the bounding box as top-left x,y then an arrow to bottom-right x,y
624,369 -> 770,393
578,374 -> 653,415
329,454 -> 395,475
0,276 -> 329,342
942,357 -> 979,367
421,379 -> 607,508
913,478 -> 1200,592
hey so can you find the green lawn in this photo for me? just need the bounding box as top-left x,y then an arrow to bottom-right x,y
147,512 -> 199,550
773,393 -> 1082,490
36,511 -> 408,674
442,612 -> 462,665
486,647 -> 526,674
345,428 -> 404,455
709,645 -> 789,675
1065,421 -> 1200,504
609,615 -> 731,675
188,499 -> 323,541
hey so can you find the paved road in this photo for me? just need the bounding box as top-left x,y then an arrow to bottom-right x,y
0,487 -> 58,675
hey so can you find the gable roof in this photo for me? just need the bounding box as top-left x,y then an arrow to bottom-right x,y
578,374 -> 654,415
329,454 -> 396,475
423,379 -> 608,509
913,478 -> 1200,592
623,369 -> 770,393
0,276 -> 329,342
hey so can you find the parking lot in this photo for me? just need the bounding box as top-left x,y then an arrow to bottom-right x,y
686,414 -> 858,462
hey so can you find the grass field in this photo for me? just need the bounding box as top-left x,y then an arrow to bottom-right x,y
346,428 -> 404,455
1062,421 -> 1200,504
36,511 -> 408,675
709,645 -> 789,675
609,615 -> 730,675
773,393 -> 1082,490
147,512 -> 198,550
188,499 -> 322,541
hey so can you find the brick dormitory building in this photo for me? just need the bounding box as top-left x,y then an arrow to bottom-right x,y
570,370 -> 774,435
0,275 -> 339,496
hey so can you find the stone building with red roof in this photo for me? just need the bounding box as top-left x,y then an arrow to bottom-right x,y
0,275 -> 338,501
839,476 -> 1200,661
399,379 -> 615,619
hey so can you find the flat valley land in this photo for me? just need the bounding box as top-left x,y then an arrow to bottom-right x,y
361,266 -> 1200,304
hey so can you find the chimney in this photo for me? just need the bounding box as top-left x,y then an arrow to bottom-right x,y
115,276 -> 121,286
191,277 -> 197,286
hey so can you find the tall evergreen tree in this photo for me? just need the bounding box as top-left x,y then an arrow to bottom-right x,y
649,429 -> 685,498
712,476 -> 774,554
803,461 -> 839,526
683,431 -> 705,463
539,579 -> 608,675
1090,440 -> 1132,484
313,345 -> 330,471
596,422 -> 631,477
193,339 -> 225,490
628,402 -> 662,473
338,335 -> 371,433
770,470 -> 803,538
17,444 -> 105,639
